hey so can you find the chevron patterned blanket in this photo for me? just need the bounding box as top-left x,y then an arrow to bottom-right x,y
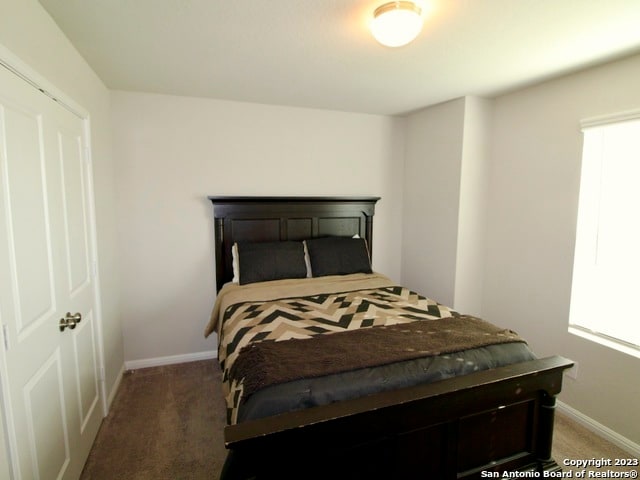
218,277 -> 462,423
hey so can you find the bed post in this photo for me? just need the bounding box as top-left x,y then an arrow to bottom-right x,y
365,213 -> 374,260
537,392 -> 563,472
215,217 -> 225,292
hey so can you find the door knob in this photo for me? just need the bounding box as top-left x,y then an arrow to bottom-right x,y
66,312 -> 82,323
59,312 -> 82,332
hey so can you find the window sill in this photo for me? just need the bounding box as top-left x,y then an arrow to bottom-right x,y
568,326 -> 640,360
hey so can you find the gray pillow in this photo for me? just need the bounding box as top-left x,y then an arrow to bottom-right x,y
237,241 -> 307,285
305,237 -> 372,277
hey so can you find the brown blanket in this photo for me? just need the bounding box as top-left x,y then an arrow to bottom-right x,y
231,315 -> 526,401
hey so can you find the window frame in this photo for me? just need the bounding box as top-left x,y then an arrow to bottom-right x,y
569,109 -> 640,359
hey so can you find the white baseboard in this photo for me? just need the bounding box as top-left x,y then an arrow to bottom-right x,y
557,401 -> 640,457
124,350 -> 217,371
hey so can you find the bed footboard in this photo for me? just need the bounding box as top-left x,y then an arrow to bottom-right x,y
221,356 -> 573,480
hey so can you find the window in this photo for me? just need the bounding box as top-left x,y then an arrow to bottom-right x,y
569,111 -> 640,358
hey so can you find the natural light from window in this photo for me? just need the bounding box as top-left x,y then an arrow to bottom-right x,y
569,113 -> 640,358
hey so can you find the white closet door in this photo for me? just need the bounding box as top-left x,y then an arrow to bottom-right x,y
0,64 -> 103,480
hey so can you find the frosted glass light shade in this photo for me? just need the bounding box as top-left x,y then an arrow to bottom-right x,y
371,1 -> 423,47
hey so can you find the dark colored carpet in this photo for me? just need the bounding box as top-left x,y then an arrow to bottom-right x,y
80,360 -> 635,479
80,360 -> 227,480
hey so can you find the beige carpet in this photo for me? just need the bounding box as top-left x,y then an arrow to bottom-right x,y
80,360 -> 636,479
552,413 -> 636,475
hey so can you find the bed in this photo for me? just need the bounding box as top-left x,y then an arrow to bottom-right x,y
205,196 -> 573,479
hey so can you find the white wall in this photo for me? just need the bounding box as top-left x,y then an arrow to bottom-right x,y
483,53 -> 640,444
402,57 -> 640,446
402,98 -> 465,306
455,97 -> 491,315
111,91 -> 405,363
0,0 -> 124,473
402,96 -> 490,316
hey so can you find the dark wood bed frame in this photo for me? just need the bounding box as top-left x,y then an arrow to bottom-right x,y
208,195 -> 574,480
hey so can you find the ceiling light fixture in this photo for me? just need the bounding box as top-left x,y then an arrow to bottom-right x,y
370,1 -> 423,48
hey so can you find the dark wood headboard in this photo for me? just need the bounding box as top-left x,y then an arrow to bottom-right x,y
208,196 -> 380,292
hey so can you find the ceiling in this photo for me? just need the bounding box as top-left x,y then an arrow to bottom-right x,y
39,0 -> 640,116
